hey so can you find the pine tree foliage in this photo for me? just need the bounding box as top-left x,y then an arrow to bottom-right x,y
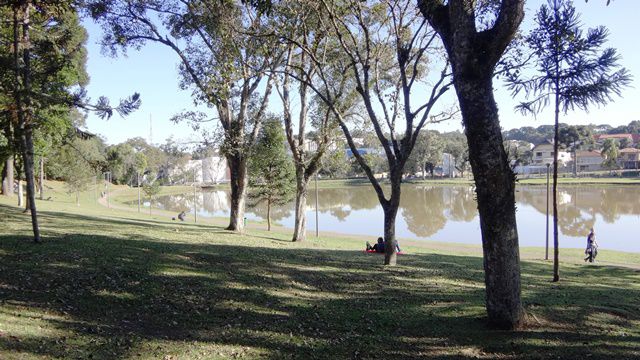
248,118 -> 295,231
506,0 -> 630,283
507,0 -> 631,115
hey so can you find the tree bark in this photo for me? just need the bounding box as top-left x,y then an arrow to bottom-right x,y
552,78 -> 561,282
456,76 -> 524,329
419,0 -> 525,330
14,1 -> 40,242
292,171 -> 308,242
2,157 -> 14,196
383,180 -> 401,266
226,154 -> 247,232
17,179 -> 24,207
266,198 -> 271,231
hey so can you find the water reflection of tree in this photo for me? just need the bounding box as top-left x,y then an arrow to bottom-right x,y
445,186 -> 477,222
599,187 -> 640,223
201,190 -> 230,213
310,187 -> 380,221
249,202 -> 292,223
516,186 -> 640,235
400,186 -> 447,238
156,193 -> 199,214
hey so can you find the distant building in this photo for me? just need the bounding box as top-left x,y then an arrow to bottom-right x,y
345,147 -> 382,158
531,140 -> 572,166
595,133 -> 640,146
574,150 -> 603,172
618,148 -> 640,169
169,154 -> 230,185
202,156 -> 230,184
441,153 -> 459,177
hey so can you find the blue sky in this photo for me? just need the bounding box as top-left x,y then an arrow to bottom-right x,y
82,0 -> 640,145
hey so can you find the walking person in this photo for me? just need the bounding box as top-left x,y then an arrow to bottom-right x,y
584,228 -> 598,263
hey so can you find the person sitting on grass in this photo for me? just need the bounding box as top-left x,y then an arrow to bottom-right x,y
173,211 -> 187,221
366,237 -> 401,253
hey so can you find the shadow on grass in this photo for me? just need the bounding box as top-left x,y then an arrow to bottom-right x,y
1,206 -> 639,359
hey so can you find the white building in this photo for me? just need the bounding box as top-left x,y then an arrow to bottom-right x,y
531,141 -> 572,166
169,154 -> 230,185
202,156 -> 230,184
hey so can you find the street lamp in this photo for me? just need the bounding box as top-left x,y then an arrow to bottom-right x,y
193,168 -> 198,223
315,172 -> 319,237
137,172 -> 141,213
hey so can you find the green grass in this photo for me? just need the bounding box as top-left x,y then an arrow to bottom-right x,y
0,182 -> 639,359
518,177 -> 640,185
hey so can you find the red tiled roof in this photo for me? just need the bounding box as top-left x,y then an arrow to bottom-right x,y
619,148 -> 640,153
595,133 -> 640,144
576,150 -> 602,157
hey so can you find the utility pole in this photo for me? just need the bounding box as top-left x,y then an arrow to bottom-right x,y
315,172 -> 319,237
193,168 -> 198,223
137,172 -> 141,213
38,157 -> 44,200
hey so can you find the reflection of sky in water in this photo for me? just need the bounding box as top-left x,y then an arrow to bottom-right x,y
154,185 -> 640,253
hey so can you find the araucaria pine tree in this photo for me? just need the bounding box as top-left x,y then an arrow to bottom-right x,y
506,0 -> 631,282
248,118 -> 295,231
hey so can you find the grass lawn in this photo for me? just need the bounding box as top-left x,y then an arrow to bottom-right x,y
0,182 -> 639,359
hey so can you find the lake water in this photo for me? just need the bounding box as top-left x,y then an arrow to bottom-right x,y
153,184 -> 640,253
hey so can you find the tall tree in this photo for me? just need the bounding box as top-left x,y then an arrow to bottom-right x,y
506,0 -> 630,282
406,130 -> 444,179
601,138 -> 619,170
273,2 -> 337,242
87,0 -> 281,232
0,1 -> 139,242
442,131 -> 470,177
419,0 -> 526,329
280,0 -> 452,265
248,118 -> 295,231
53,137 -> 104,205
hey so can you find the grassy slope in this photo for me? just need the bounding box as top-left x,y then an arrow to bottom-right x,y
0,182 -> 639,359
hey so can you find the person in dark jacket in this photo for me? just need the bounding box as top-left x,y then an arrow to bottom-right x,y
584,228 -> 598,263
366,237 -> 401,253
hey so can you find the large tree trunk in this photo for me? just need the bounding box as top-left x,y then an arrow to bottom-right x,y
419,0 -> 524,329
19,14 -> 40,243
383,173 -> 402,266
14,1 -> 40,242
456,76 -> 524,329
266,198 -> 271,231
226,154 -> 247,232
292,170 -> 308,242
17,179 -> 24,207
2,156 -> 14,196
552,86 -> 561,282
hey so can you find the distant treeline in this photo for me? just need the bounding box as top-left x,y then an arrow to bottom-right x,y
502,120 -> 640,145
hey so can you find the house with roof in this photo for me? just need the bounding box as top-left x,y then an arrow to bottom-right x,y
618,148 -> 640,169
531,140 -> 572,167
595,133 -> 640,146
574,150 -> 603,172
